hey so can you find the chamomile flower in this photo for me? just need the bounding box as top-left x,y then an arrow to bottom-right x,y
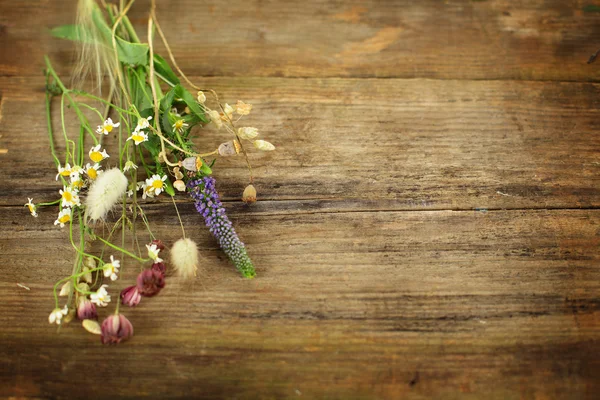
89,145 -> 109,163
60,185 -> 81,207
54,208 -> 72,227
145,174 -> 168,197
236,100 -> 252,116
135,116 -> 152,130
197,91 -> 206,104
220,103 -> 235,121
103,255 -> 121,281
70,173 -> 85,190
172,119 -> 189,133
85,163 -> 102,180
71,165 -> 84,177
90,284 -> 111,307
55,163 -> 72,180
24,198 -> 38,217
96,118 -> 120,135
208,110 -> 223,129
123,160 -> 138,172
48,305 -> 68,325
127,129 -> 149,145
146,243 -> 163,263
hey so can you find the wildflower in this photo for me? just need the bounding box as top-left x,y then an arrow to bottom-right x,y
172,119 -> 189,133
123,160 -> 138,172
120,286 -> 141,307
197,91 -> 206,104
102,255 -> 120,281
150,239 -> 165,251
236,100 -> 252,115
253,140 -> 275,151
96,118 -> 120,135
85,163 -> 102,180
24,198 -> 37,217
242,184 -> 257,204
59,185 -> 81,208
89,145 -> 109,163
220,103 -> 235,121
135,115 -> 152,130
48,305 -> 68,325
70,173 -> 85,190
171,238 -> 199,278
136,269 -> 165,297
127,129 -> 149,145
55,163 -> 72,180
208,110 -> 222,129
188,177 -> 256,278
144,174 -> 168,198
151,262 -> 167,276
146,243 -> 163,263
218,140 -> 241,156
101,314 -> 134,344
173,180 -> 186,192
71,165 -> 84,177
90,284 -> 111,307
54,208 -> 72,228
77,297 -> 98,320
85,168 -> 128,221
237,127 -> 259,140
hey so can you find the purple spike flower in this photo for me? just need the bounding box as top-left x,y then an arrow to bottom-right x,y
188,177 -> 256,278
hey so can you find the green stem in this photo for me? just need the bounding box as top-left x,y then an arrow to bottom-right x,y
95,235 -> 147,263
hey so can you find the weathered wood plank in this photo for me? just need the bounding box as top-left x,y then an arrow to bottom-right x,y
1,205 -> 599,398
1,0 -> 600,81
1,76 -> 599,211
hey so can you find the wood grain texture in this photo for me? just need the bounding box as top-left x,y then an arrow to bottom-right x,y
1,0 -> 599,399
1,0 -> 600,80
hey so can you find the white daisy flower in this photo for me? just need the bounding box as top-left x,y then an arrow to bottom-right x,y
54,208 -> 72,227
123,161 -> 138,172
24,198 -> 38,217
102,255 -> 121,281
146,243 -> 163,263
96,118 -> 120,135
136,116 -> 152,131
70,173 -> 85,191
144,174 -> 168,198
89,145 -> 109,163
59,185 -> 81,208
85,163 -> 102,180
90,284 -> 111,307
48,305 -> 68,325
55,163 -> 72,180
127,129 -> 149,145
172,119 -> 189,134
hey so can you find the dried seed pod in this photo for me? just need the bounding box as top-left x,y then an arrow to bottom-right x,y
242,184 -> 257,204
218,140 -> 241,157
83,319 -> 102,335
173,180 -> 186,192
182,157 -> 199,171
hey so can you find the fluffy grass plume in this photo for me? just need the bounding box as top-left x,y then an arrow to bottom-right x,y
85,168 -> 127,221
171,238 -> 199,278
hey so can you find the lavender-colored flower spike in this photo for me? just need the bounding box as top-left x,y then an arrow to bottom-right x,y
188,177 -> 256,278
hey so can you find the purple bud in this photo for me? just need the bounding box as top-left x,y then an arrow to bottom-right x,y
101,314 -> 134,344
151,262 -> 166,276
120,285 -> 141,307
136,269 -> 165,297
77,298 -> 98,320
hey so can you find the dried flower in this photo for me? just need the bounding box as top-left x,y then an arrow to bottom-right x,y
220,103 -> 235,121
48,305 -> 68,325
96,118 -> 120,135
236,100 -> 252,116
188,177 -> 256,278
151,262 -> 167,276
197,91 -> 206,103
237,127 -> 259,140
77,297 -> 98,320
59,185 -> 81,208
24,198 -> 38,217
89,145 -> 109,163
85,168 -> 128,221
120,286 -> 141,307
242,184 -> 257,204
173,180 -> 186,191
208,110 -> 223,129
182,157 -> 198,172
253,140 -> 275,151
102,255 -> 120,281
123,160 -> 138,172
59,281 -> 72,297
101,314 -> 134,344
171,238 -> 199,278
173,167 -> 184,179
218,140 -> 241,156
90,284 -> 111,307
54,208 -> 72,228
136,269 -> 165,297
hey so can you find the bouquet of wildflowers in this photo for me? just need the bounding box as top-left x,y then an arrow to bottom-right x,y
35,0 -> 275,344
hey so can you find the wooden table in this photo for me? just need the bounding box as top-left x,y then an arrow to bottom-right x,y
1,1 -> 599,398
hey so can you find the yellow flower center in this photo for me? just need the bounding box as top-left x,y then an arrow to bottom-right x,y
174,120 -> 184,130
87,168 -> 97,180
133,134 -> 144,143
104,124 -> 113,133
90,152 -> 103,163
27,204 -> 34,213
63,191 -> 73,202
60,170 -> 71,176
59,214 -> 71,224
73,180 -> 83,189
152,180 -> 163,189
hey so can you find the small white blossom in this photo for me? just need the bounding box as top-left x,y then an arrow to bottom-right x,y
54,208 -> 72,228
59,185 -> 81,208
146,243 -> 163,263
136,116 -> 153,131
96,118 -> 120,135
90,284 -> 111,307
127,129 -> 149,145
55,163 -> 72,180
89,145 -> 109,163
48,305 -> 68,325
102,255 -> 121,281
123,161 -> 138,172
24,198 -> 38,217
144,174 -> 168,198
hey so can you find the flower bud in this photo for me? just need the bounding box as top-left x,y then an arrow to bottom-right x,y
136,269 -> 165,297
120,286 -> 142,307
77,298 -> 98,320
101,314 -> 134,344
197,91 -> 206,104
242,184 -> 257,204
151,262 -> 167,276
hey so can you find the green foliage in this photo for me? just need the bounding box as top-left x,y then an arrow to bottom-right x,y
153,54 -> 180,86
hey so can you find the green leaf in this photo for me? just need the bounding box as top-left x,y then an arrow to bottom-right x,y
50,25 -> 87,42
153,54 -> 180,86
174,85 -> 208,123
